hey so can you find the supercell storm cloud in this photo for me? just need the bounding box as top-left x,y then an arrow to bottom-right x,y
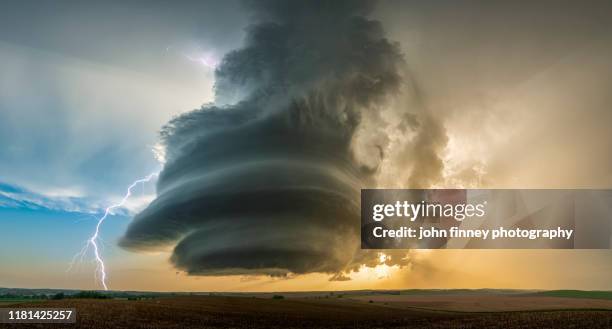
120,0 -> 425,276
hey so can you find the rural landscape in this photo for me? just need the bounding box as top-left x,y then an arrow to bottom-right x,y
1,288 -> 610,328
1,0 -> 612,328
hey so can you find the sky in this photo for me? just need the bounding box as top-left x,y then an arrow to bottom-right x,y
0,0 -> 611,292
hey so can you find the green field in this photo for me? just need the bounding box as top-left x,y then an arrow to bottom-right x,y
0,298 -> 41,304
530,290 -> 612,300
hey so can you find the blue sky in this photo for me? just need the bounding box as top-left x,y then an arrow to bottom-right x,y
0,0 -> 247,290
0,0 -> 248,200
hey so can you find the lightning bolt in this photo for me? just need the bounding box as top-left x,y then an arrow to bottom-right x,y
183,53 -> 219,70
70,172 -> 159,290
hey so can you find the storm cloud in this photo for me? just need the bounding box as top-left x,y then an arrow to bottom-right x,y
120,0 -> 440,277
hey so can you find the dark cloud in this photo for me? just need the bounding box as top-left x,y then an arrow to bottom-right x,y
120,0 -> 438,277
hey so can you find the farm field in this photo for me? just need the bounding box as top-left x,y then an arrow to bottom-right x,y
349,294 -> 612,312
1,295 -> 611,329
0,300 -> 32,305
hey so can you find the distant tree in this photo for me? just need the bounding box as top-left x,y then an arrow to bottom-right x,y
52,293 -> 65,300
272,295 -> 284,300
73,291 -> 109,299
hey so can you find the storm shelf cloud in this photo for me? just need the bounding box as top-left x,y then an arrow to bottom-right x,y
120,0 -> 442,278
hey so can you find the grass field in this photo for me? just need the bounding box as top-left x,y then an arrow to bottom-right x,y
349,294 -> 612,312
530,290 -> 612,300
1,295 -> 610,328
0,299 -> 42,305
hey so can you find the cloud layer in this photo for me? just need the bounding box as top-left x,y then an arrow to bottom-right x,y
120,0 -> 435,277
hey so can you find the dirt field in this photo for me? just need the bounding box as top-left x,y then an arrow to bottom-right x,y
350,294 -> 612,312
1,296 -> 610,329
